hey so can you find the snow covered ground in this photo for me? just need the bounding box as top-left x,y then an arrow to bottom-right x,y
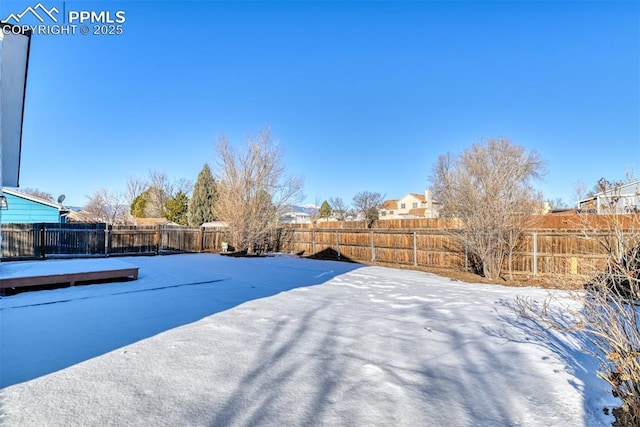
0,254 -> 617,426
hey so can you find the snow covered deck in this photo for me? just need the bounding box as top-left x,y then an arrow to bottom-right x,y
0,258 -> 138,294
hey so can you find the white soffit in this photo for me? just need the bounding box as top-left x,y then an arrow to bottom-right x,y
0,25 -> 31,187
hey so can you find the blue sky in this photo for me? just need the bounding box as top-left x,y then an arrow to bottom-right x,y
2,0 -> 639,207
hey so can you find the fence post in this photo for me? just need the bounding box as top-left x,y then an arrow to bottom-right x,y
155,224 -> 161,255
413,231 -> 417,267
29,223 -> 38,260
39,223 -> 46,259
104,225 -> 111,256
312,229 -> 316,255
335,230 -> 340,260
371,230 -> 375,262
464,234 -> 468,272
393,233 -> 396,263
533,231 -> 538,277
291,229 -> 295,254
199,227 -> 204,253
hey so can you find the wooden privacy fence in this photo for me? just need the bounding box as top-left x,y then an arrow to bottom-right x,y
0,223 -> 233,260
0,222 -> 630,277
278,227 -> 619,277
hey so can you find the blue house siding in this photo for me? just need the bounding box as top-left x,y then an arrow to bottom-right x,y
0,192 -> 65,223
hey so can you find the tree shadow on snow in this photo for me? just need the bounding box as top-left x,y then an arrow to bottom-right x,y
201,280 -> 601,426
484,297 -> 615,425
0,254 -> 362,388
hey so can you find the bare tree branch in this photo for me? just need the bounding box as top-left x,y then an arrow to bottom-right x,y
214,128 -> 304,252
83,188 -> 133,225
352,191 -> 385,228
20,188 -> 55,202
430,138 -> 545,279
126,172 -> 193,218
328,197 -> 350,221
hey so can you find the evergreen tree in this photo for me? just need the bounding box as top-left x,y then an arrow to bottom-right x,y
130,193 -> 147,218
163,191 -> 189,225
188,164 -> 218,226
319,200 -> 332,219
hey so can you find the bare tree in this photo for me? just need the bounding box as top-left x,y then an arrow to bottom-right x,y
352,191 -> 385,228
625,168 -> 637,184
125,176 -> 148,206
328,197 -> 350,221
145,171 -> 174,217
174,177 -> 194,197
572,180 -> 588,205
308,197 -> 322,223
517,184 -> 640,425
430,138 -> 544,280
546,197 -> 569,210
214,127 -> 304,252
126,172 -> 193,218
20,188 -> 54,202
83,188 -> 133,224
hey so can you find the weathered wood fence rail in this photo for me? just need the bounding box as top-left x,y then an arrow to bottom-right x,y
0,222 -> 625,277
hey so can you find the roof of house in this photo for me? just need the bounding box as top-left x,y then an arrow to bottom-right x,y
3,187 -> 67,211
381,200 -> 398,210
547,208 -> 577,216
577,179 -> 640,204
65,210 -> 95,223
281,211 -> 310,217
407,193 -> 426,201
612,179 -> 640,192
135,217 -> 169,226
202,221 -> 228,228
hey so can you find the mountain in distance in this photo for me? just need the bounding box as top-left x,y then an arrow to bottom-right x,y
282,204 -> 318,216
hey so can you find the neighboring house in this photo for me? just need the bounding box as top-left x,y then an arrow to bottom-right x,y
0,188 -> 69,223
380,199 -> 399,217
577,180 -> 640,214
379,190 -> 441,219
202,221 -> 228,228
542,201 -> 576,215
279,211 -> 312,224
65,208 -> 95,223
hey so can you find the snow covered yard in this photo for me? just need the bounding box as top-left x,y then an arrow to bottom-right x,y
0,254 -> 616,426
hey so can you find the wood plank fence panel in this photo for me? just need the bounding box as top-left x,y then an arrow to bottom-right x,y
274,228 -> 294,254
1,223 -> 38,260
281,225 -> 637,277
202,228 -> 232,253
0,223 -> 232,260
43,223 -> 106,258
159,226 -> 201,253
340,245 -> 370,261
110,225 -> 157,255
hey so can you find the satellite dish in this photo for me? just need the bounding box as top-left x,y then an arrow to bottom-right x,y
57,194 -> 66,204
